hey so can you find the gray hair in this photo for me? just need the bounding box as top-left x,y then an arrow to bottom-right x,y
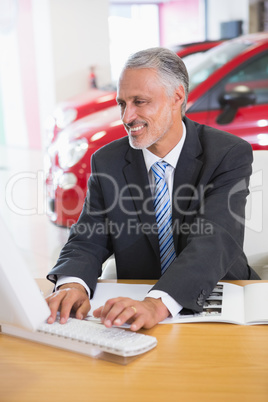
121,47 -> 189,117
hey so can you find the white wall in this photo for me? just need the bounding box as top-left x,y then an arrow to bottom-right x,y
0,0 -> 111,149
32,0 -> 55,148
49,0 -> 111,102
207,0 -> 249,39
109,4 -> 160,82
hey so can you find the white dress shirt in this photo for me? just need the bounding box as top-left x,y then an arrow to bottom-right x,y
56,122 -> 186,317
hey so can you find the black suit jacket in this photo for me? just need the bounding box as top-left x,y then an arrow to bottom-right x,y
48,117 -> 259,312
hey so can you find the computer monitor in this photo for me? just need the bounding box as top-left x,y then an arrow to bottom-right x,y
0,215 -> 50,331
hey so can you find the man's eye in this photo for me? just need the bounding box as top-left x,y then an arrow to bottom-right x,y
135,100 -> 145,106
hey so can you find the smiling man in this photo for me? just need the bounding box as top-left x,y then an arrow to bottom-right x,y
46,47 -> 259,330
117,67 -> 184,156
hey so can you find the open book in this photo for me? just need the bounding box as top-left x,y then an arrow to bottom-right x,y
88,282 -> 268,326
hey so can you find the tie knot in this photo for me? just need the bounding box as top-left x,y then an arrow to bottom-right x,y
151,161 -> 168,181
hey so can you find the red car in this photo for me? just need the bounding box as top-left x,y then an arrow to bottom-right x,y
173,40 -> 223,55
46,41 -> 223,144
46,33 -> 268,227
45,86 -> 118,144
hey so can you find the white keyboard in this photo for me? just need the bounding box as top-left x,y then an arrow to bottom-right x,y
1,317 -> 157,359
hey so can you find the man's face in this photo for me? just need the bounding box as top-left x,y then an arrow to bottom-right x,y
117,68 -> 180,153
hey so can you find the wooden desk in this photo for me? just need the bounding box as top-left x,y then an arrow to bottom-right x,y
1,280 -> 268,402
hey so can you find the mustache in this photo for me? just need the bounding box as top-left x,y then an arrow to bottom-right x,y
124,120 -> 147,129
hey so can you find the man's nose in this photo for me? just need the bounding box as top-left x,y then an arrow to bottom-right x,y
122,105 -> 137,125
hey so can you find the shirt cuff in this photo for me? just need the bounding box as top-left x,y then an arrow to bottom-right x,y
55,276 -> 91,298
146,290 -> 183,317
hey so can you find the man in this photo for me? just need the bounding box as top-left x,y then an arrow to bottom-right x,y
46,47 -> 259,331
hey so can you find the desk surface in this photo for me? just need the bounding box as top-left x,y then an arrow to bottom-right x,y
1,280 -> 268,402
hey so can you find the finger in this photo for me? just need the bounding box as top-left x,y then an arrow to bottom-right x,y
101,299 -> 138,327
96,298 -> 125,326
46,291 -> 67,323
74,298 -> 91,320
113,306 -> 138,327
98,297 -> 123,319
93,305 -> 103,318
59,289 -> 86,323
130,315 -> 146,331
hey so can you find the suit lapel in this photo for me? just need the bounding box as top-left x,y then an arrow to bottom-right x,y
172,118 -> 204,250
123,147 -> 159,257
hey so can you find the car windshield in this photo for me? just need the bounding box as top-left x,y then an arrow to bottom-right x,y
187,41 -> 252,92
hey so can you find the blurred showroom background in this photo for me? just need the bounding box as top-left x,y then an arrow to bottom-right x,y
0,0 -> 267,279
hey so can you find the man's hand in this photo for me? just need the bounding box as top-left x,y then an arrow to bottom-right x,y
93,297 -> 170,331
45,283 -> 91,324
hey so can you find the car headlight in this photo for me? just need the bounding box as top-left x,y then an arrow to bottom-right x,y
58,172 -> 78,189
55,107 -> 78,129
58,139 -> 89,169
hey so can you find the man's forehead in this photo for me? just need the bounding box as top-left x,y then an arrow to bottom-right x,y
117,68 -> 159,95
119,67 -> 158,81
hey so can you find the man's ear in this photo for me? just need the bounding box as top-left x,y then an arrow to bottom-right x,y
173,85 -> 185,111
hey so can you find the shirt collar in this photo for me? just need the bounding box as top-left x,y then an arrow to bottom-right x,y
142,121 -> 186,173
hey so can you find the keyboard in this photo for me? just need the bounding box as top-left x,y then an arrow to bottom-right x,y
1,317 -> 157,359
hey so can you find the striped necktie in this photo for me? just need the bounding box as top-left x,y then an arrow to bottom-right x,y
151,161 -> 176,274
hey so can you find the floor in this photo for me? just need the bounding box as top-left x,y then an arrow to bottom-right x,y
0,145 -> 69,278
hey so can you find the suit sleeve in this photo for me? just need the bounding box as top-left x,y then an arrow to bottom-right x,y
151,140 -> 255,311
47,154 -> 113,295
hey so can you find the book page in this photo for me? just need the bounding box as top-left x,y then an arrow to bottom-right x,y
244,283 -> 268,324
87,282 -> 245,325
162,282 -> 245,324
88,283 -> 153,315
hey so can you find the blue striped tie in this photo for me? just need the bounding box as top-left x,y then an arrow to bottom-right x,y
151,161 -> 176,274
